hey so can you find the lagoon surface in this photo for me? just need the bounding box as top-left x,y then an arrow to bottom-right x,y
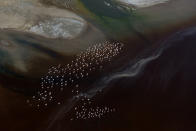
1,0 -> 196,131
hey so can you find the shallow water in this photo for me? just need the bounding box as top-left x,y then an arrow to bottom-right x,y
1,0 -> 196,131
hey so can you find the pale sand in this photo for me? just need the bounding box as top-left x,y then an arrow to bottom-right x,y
0,0 -> 87,39
117,0 -> 169,8
0,0 -> 106,76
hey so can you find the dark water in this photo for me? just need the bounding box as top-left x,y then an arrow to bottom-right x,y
0,22 -> 196,131
41,27 -> 196,131
1,0 -> 196,131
